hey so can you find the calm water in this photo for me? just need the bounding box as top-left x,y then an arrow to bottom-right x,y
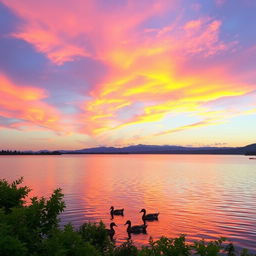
0,154 -> 255,251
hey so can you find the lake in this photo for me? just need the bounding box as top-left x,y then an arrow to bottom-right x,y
0,154 -> 255,252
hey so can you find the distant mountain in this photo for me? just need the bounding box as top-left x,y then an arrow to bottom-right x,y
2,144 -> 255,155
243,143 -> 256,155
64,143 -> 256,155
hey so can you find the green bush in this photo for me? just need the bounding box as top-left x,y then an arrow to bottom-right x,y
79,221 -> 110,253
42,224 -> 100,256
0,177 -> 65,255
192,237 -> 226,256
0,177 -> 30,212
111,240 -> 138,256
138,235 -> 190,256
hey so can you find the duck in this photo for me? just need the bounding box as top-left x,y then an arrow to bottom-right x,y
125,220 -> 147,234
110,206 -> 124,216
140,208 -> 159,221
106,222 -> 117,239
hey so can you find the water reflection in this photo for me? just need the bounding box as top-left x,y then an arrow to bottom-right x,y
0,154 -> 255,251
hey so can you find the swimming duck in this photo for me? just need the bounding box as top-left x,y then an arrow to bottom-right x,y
110,206 -> 124,216
140,208 -> 159,221
106,222 -> 117,239
125,220 -> 147,234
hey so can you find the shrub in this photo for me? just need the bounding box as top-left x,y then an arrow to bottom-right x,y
79,221 -> 111,253
0,177 -> 30,212
192,237 -> 226,256
111,240 -> 138,256
139,235 -> 190,256
42,224 -> 100,256
0,177 -> 65,254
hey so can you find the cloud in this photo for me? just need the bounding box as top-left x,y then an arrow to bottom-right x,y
0,0 -> 256,148
72,13 -> 240,134
154,120 -> 216,136
1,0 -> 174,65
215,0 -> 226,6
0,73 -> 64,131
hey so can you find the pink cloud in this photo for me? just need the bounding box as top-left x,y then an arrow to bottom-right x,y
74,15 -> 242,135
215,0 -> 226,6
0,73 -> 64,131
1,0 -> 255,145
2,0 -> 175,64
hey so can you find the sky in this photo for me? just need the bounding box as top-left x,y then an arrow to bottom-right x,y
0,0 -> 256,150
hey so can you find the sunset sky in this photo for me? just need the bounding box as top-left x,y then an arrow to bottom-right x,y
0,0 -> 256,150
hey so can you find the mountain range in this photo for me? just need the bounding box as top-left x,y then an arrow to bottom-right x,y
2,144 -> 256,155
62,143 -> 256,155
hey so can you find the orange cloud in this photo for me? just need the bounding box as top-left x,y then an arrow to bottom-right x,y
80,50 -> 250,135
12,27 -> 90,65
0,73 -> 63,131
1,0 -> 255,146
155,120 -> 214,136
78,15 -> 241,134
2,0 -> 174,64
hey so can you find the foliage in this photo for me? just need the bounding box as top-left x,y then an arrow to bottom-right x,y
192,237 -> 226,256
0,177 -> 30,212
0,218 -> 28,256
79,221 -> 111,253
0,178 -> 255,256
0,177 -> 65,255
240,249 -> 255,256
110,240 -> 138,256
225,243 -> 236,256
42,224 -> 100,256
138,235 -> 190,256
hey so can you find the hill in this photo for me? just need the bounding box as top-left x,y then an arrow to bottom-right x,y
64,143 -> 256,155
